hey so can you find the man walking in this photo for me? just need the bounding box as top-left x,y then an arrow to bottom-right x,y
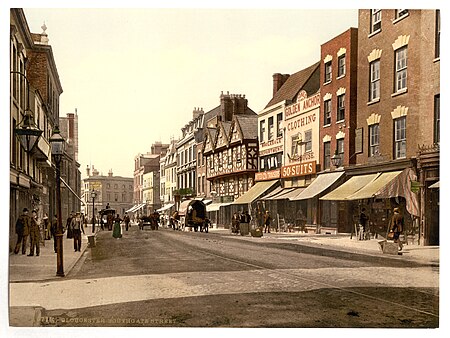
14,208 -> 30,254
71,212 -> 85,252
28,210 -> 40,256
264,210 -> 272,233
389,207 -> 404,251
124,212 -> 131,231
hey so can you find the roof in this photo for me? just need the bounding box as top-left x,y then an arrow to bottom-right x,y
234,115 -> 258,139
265,61 -> 320,108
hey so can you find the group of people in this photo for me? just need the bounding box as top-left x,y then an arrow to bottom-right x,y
14,208 -> 46,256
231,209 -> 254,234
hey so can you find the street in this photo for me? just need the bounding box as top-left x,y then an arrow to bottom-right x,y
10,226 -> 439,328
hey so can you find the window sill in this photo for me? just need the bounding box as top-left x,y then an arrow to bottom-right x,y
323,124 -> 331,128
336,119 -> 345,124
393,13 -> 409,24
323,80 -> 332,86
391,88 -> 407,97
336,74 -> 346,80
368,29 -> 381,38
433,57 -> 440,63
367,98 -> 380,106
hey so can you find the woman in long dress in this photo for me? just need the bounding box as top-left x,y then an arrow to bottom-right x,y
112,214 -> 122,239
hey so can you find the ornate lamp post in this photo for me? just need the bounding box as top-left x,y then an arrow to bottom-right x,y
49,126 -> 65,277
91,190 -> 97,233
331,150 -> 342,169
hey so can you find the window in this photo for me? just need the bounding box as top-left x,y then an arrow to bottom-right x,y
369,60 -> 380,101
434,95 -> 440,144
268,116 -> 274,140
228,148 -> 232,165
324,99 -> 331,125
12,45 -> 17,99
305,130 -> 312,152
337,139 -> 344,160
236,148 -> 241,162
323,141 -> 331,170
12,118 -> 17,166
436,10 -> 441,58
291,134 -> 299,157
337,94 -> 345,121
259,120 -> 265,142
198,176 -> 201,194
325,61 -> 332,83
337,55 -> 345,77
209,157 -> 214,170
370,9 -> 381,33
395,47 -> 407,92
394,117 -> 406,159
396,9 -> 408,19
276,113 -> 283,137
369,124 -> 380,157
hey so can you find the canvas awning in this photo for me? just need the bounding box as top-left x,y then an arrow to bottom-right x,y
232,180 -> 279,204
320,173 -> 380,201
206,202 -> 232,212
260,186 -> 284,200
292,171 -> 344,201
429,181 -> 439,189
126,203 -> 146,213
271,187 -> 305,200
156,203 -> 174,212
346,171 -> 402,200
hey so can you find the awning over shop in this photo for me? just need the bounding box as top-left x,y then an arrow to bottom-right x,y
206,202 -> 232,212
260,186 -> 284,200
375,168 -> 420,216
292,171 -> 344,201
429,181 -> 439,189
320,173 -> 379,201
156,203 -> 174,212
61,177 -> 86,206
268,187 -> 305,200
346,171 -> 402,200
126,203 -> 146,213
232,180 -> 279,205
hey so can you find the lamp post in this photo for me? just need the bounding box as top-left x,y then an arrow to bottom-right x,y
49,126 -> 65,277
331,150 -> 342,169
91,190 -> 97,233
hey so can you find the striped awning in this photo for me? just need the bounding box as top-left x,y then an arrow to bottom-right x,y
346,171 -> 402,200
429,181 -> 439,189
320,173 -> 379,201
232,180 -> 279,204
126,203 -> 146,213
206,202 -> 232,212
156,203 -> 174,212
292,171 -> 344,201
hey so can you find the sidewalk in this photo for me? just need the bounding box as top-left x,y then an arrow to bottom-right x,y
9,232 -> 90,282
210,228 -> 440,266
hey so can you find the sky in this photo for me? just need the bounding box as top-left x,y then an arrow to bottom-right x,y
17,5 -> 360,179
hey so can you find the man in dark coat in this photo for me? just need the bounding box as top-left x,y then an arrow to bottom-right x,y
14,208 -> 30,254
123,212 -> 131,231
264,210 -> 272,233
28,210 -> 40,256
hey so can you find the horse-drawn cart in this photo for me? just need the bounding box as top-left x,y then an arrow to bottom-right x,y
178,199 -> 208,232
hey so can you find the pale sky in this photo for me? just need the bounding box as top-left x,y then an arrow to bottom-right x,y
19,6 -> 359,178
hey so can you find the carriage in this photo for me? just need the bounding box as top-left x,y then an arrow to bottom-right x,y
177,199 -> 208,232
99,208 -> 116,231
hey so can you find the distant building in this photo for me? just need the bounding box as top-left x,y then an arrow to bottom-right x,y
82,166 -> 133,218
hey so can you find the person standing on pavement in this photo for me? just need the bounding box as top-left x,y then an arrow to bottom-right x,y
389,207 -> 404,251
66,212 -> 74,239
264,210 -> 272,233
124,212 -> 131,231
43,213 -> 51,240
51,214 -> 58,253
28,210 -> 40,256
232,212 -> 240,234
113,214 -> 123,239
14,208 -> 30,254
359,208 -> 369,240
71,212 -> 85,252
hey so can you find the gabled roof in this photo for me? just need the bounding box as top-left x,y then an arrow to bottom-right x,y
265,61 -> 320,108
234,115 -> 258,140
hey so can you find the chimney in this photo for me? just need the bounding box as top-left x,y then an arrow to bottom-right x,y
108,169 -> 113,177
231,94 -> 248,116
272,73 -> 290,96
193,107 -> 203,119
86,165 -> 90,177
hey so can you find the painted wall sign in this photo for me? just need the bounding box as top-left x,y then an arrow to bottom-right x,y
281,160 -> 316,178
255,169 -> 281,181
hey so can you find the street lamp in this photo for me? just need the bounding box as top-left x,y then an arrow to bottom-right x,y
331,150 -> 342,168
49,126 -> 65,277
91,190 -> 97,233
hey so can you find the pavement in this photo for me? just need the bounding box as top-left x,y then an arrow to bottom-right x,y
8,225 -> 439,283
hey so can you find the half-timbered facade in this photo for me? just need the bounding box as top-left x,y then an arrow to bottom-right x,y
204,115 -> 258,202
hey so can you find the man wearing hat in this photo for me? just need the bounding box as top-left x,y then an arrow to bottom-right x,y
28,210 -> 40,256
264,210 -> 272,233
389,207 -> 404,251
14,208 -> 30,254
71,212 -> 85,252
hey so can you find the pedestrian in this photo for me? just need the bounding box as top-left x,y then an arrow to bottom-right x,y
232,212 -> 240,234
264,210 -> 272,233
51,214 -> 58,253
239,210 -> 251,235
204,217 -> 211,231
107,213 -> 114,231
113,214 -> 123,239
388,207 -> 404,251
124,212 -> 131,231
66,212 -> 74,239
14,208 -> 30,255
43,213 -> 51,240
28,210 -> 40,256
71,212 -> 85,252
359,208 -> 369,240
